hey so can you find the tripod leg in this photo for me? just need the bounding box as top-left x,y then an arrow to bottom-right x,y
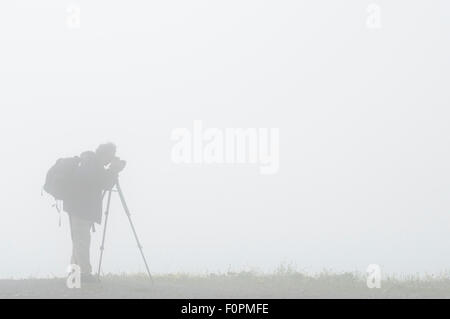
116,180 -> 153,282
97,189 -> 113,279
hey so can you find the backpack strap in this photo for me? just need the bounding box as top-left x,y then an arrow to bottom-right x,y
52,200 -> 62,227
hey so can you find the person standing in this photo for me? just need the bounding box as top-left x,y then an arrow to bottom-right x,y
63,143 -> 126,283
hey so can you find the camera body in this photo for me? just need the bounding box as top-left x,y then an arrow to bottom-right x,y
109,156 -> 127,173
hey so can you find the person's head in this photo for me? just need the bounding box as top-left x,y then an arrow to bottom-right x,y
95,142 -> 117,165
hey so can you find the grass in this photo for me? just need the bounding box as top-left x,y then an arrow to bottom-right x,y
2,268 -> 450,298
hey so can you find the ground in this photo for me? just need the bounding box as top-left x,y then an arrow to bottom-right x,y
2,270 -> 450,298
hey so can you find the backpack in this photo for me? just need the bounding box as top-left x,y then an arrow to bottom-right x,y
43,156 -> 80,201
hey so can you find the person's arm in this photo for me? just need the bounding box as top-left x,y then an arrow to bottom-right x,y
99,158 -> 126,190
100,168 -> 118,190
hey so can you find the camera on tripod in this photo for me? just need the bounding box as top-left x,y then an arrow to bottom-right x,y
98,165 -> 153,281
109,156 -> 127,173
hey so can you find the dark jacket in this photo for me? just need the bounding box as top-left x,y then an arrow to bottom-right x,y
63,151 -> 117,224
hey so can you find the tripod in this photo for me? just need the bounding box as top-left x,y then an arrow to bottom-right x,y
97,179 -> 153,282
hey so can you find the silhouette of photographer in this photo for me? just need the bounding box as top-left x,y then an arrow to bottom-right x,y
62,143 -> 126,283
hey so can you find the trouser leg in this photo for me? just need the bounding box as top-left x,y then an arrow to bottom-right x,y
69,215 -> 93,274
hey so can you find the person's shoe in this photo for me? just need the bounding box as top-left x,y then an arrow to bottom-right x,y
81,273 -> 101,284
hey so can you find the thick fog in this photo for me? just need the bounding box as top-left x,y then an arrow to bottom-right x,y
1,1 -> 450,279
